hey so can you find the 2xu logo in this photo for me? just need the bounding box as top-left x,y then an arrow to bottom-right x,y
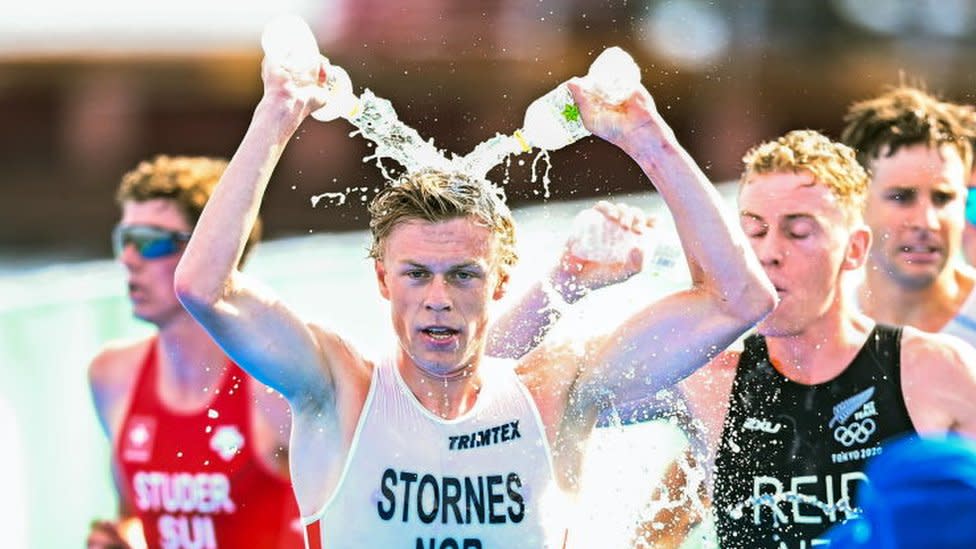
743,417 -> 782,434
833,418 -> 876,447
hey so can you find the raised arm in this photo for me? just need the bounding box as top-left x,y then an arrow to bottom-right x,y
565,76 -> 775,406
174,59 -> 341,405
487,201 -> 651,359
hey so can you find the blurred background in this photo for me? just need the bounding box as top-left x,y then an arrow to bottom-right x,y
4,0 -> 976,547
5,0 -> 976,263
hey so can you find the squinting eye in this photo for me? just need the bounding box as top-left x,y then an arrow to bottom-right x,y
786,220 -> 815,239
406,270 -> 428,279
741,219 -> 766,238
932,192 -> 955,207
888,191 -> 911,203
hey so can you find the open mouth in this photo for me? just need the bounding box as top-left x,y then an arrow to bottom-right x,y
899,245 -> 941,263
422,326 -> 460,341
900,245 -> 939,254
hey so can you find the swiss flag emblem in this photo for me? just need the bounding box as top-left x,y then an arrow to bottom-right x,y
121,415 -> 157,463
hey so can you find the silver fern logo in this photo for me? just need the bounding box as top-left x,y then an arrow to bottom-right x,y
829,387 -> 875,428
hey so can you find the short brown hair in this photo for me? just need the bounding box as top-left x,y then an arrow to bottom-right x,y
742,129 -> 869,222
367,169 -> 518,269
841,86 -> 976,172
116,155 -> 262,263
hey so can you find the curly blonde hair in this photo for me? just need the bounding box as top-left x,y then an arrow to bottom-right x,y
116,155 -> 262,263
841,86 -> 975,172
742,130 -> 869,222
368,169 -> 518,269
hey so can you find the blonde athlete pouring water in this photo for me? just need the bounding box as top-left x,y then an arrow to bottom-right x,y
174,51 -> 775,548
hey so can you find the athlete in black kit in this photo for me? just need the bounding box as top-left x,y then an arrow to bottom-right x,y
635,130 -> 976,549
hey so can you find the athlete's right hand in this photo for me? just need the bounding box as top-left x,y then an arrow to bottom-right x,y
260,55 -> 332,120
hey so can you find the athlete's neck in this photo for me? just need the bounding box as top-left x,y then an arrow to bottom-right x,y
765,305 -> 873,385
861,261 -> 974,332
397,352 -> 485,420
155,313 -> 228,410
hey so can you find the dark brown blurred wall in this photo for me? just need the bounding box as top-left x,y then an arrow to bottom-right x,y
2,0 -> 976,261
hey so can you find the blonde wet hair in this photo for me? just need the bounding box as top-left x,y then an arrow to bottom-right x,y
367,169 -> 518,269
741,129 -> 869,223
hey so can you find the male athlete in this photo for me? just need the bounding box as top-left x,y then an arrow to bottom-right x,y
842,86 -> 976,344
174,52 -> 775,547
638,130 -> 976,549
88,156 -> 303,549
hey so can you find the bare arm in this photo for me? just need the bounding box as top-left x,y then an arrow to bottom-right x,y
566,76 -> 775,408
487,202 -> 650,358
901,328 -> 976,438
88,348 -> 137,515
633,447 -> 711,549
631,350 -> 739,548
174,60 -> 339,406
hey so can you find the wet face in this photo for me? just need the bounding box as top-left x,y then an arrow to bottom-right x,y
739,172 -> 867,337
864,144 -> 967,289
118,199 -> 191,327
374,217 -> 508,377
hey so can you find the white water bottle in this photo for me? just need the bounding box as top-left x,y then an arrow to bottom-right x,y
518,47 -> 642,151
260,15 -> 361,121
568,209 -> 638,264
568,209 -> 683,279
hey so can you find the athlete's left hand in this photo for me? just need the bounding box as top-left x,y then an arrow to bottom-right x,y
566,76 -> 661,153
550,201 -> 654,303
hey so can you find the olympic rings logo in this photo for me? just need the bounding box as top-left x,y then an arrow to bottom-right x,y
833,418 -> 876,447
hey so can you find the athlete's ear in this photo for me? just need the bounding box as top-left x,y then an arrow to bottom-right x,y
492,269 -> 510,301
375,258 -> 391,300
842,224 -> 871,271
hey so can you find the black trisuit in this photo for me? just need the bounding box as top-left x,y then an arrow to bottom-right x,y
713,325 -> 915,549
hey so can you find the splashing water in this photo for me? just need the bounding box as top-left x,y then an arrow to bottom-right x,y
310,187 -> 374,207
346,91 -> 552,186
347,90 -> 456,178
267,18 -> 640,205
528,149 -> 554,198
310,192 -> 347,207
313,87 -> 555,208
452,132 -> 524,180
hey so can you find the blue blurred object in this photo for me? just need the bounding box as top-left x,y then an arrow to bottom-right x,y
966,187 -> 976,226
826,434 -> 976,549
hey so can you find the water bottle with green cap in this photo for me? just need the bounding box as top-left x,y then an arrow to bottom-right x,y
517,46 -> 642,152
